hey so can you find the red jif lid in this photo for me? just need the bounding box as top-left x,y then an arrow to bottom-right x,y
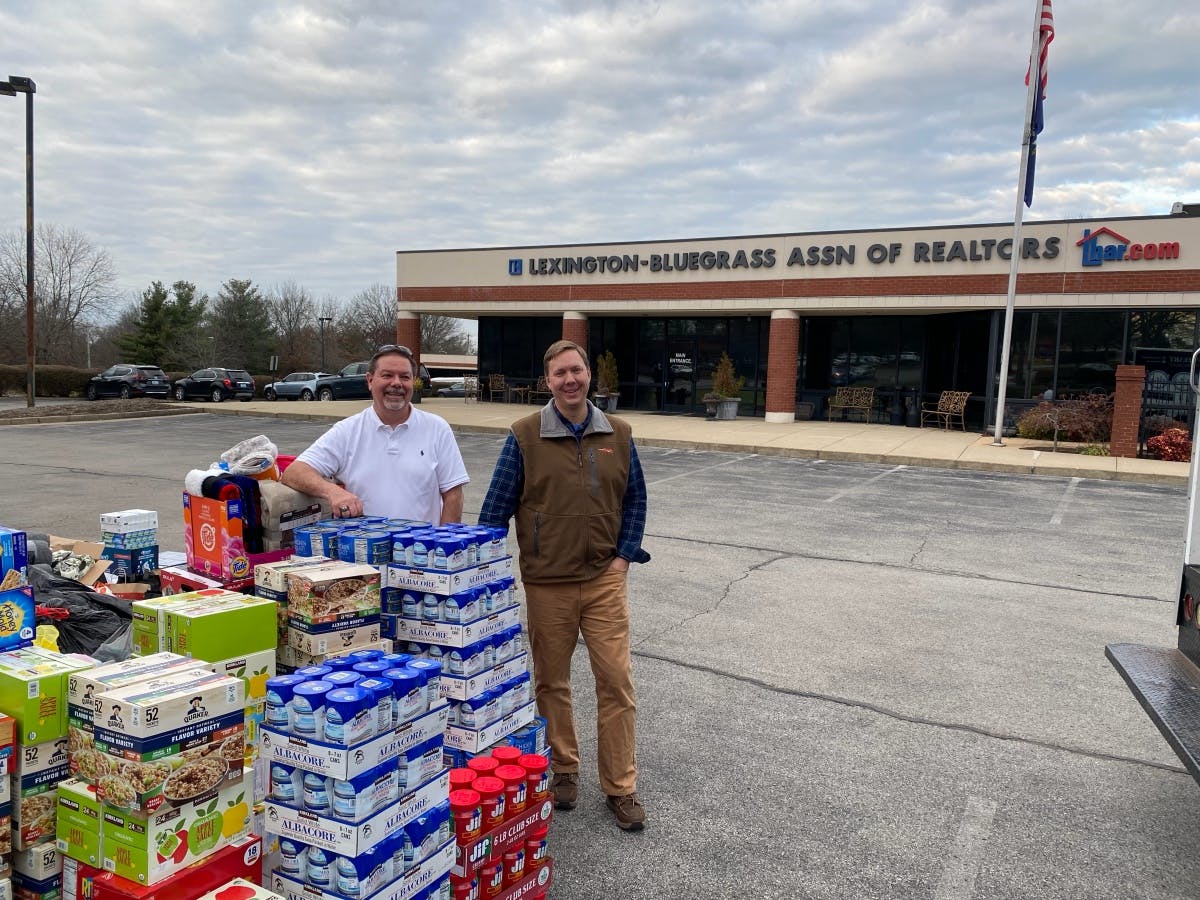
494,764 -> 527,788
449,768 -> 478,790
472,776 -> 504,800
490,745 -> 522,765
467,756 -> 500,777
449,788 -> 481,812
518,753 -> 548,775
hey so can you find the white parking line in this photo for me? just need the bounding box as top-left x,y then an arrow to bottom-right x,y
645,455 -> 755,486
934,796 -> 998,900
1049,477 -> 1082,525
823,464 -> 906,503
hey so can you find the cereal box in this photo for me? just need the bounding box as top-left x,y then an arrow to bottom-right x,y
11,761 -> 67,850
0,589 -> 35,654
0,529 -> 28,593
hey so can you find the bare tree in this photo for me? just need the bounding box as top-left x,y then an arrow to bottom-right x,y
268,281 -> 319,374
339,284 -> 396,360
0,224 -> 119,364
422,314 -> 475,355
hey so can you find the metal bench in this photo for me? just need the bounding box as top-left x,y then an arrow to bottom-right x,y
921,390 -> 971,430
827,386 -> 876,422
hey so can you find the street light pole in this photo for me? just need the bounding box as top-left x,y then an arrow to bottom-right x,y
318,316 -> 332,371
1,75 -> 35,408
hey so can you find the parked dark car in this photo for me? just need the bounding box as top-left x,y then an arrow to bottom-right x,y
315,361 -> 431,401
172,367 -> 255,402
315,362 -> 370,401
436,380 -> 467,398
263,372 -> 333,401
86,365 -> 171,400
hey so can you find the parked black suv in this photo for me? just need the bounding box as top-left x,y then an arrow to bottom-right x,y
172,367 -> 255,402
86,365 -> 171,400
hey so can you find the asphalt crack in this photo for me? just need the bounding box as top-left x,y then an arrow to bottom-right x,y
632,551 -> 786,648
633,648 -> 1191,777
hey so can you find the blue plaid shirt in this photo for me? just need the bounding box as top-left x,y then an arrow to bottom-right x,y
478,423 -> 650,565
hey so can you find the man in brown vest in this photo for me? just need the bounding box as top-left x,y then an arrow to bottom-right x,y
478,340 -> 651,830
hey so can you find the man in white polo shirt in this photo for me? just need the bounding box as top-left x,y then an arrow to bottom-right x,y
281,344 -> 469,524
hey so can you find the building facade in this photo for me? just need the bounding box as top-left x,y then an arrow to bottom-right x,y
396,212 -> 1199,427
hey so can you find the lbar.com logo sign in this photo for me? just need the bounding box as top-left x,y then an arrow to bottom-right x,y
508,258 -> 523,276
1077,226 -> 1181,267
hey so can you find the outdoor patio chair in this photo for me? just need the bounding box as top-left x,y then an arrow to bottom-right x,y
463,375 -> 479,403
921,390 -> 971,430
487,374 -> 507,402
531,376 -> 552,404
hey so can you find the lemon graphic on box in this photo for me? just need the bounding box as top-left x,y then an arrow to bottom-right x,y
223,792 -> 249,838
247,666 -> 270,700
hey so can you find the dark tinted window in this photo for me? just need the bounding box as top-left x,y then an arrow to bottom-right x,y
229,370 -> 252,380
136,367 -> 166,377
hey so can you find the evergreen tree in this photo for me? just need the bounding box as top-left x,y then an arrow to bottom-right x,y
116,280 -> 209,370
210,279 -> 275,373
117,281 -> 171,363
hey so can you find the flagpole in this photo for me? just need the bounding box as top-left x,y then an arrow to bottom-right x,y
992,0 -> 1050,445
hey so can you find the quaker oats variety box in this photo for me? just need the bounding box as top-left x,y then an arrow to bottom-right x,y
88,670 -> 245,814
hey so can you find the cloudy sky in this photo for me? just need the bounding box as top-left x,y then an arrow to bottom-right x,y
0,0 -> 1195,317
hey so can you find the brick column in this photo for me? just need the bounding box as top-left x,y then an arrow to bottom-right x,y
765,310 -> 800,423
1110,364 -> 1144,458
396,311 -> 420,363
562,312 -> 587,350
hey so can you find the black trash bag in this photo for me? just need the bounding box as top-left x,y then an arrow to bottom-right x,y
27,564 -> 133,658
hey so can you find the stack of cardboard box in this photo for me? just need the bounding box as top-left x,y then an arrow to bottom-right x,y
99,511 -> 159,584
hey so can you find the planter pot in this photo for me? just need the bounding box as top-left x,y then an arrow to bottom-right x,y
715,398 -> 739,420
596,394 -> 619,413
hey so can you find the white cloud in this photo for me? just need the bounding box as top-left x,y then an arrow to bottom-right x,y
0,0 -> 1196,315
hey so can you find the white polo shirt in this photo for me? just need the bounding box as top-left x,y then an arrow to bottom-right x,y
296,405 -> 469,524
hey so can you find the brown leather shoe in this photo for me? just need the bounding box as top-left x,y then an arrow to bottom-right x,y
606,793 -> 646,831
551,772 -> 578,810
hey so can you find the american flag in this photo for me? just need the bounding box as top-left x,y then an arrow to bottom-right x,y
1024,0 -> 1055,207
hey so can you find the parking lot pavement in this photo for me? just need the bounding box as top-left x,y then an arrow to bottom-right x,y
1,414 -> 1196,898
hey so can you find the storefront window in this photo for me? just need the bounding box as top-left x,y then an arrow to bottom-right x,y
1006,311 -> 1057,399
1129,309 -> 1197,353
1057,310 -> 1124,395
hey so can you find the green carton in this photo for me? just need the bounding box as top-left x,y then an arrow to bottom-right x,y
130,591 -> 245,657
165,596 -> 277,661
56,777 -> 102,865
0,648 -> 95,744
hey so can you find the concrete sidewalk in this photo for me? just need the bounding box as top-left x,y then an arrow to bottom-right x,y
199,396 -> 1189,485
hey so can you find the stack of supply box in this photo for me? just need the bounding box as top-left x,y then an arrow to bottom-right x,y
0,647 -> 97,900
381,526 -> 536,767
447,746 -> 553,900
59,653 -> 252,888
0,526 -> 35,653
0,713 -> 14,888
128,592 -> 279,808
259,648 -> 453,900
250,558 -> 330,672
59,835 -> 266,900
175,484 -> 329,596
100,511 -> 159,583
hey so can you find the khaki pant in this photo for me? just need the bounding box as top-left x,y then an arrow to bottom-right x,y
523,568 -> 638,796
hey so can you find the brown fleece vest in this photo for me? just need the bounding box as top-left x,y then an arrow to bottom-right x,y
511,411 -> 632,584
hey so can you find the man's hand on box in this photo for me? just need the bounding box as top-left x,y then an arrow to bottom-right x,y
330,488 -> 362,518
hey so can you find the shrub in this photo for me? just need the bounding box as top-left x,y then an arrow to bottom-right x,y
595,351 -> 619,395
1143,414 -> 1183,438
708,352 -> 745,400
1147,427 -> 1192,462
1079,444 -> 1110,456
1015,393 -> 1113,447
